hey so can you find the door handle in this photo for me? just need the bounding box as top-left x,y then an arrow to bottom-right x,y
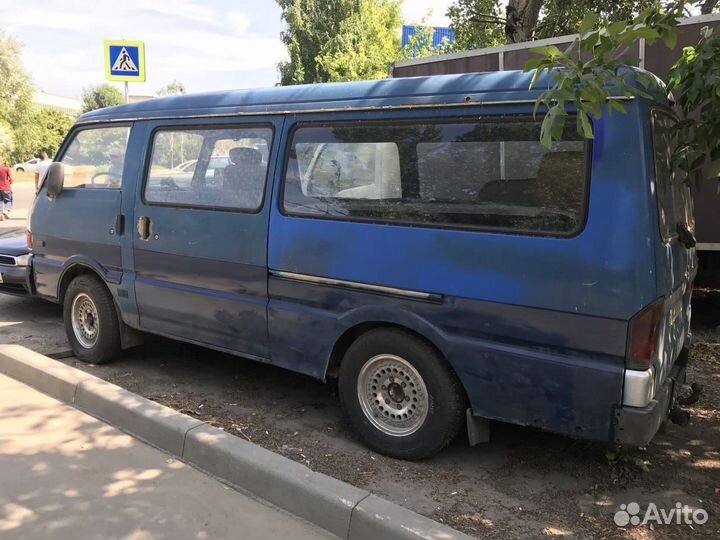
115,214 -> 125,236
137,216 -> 151,240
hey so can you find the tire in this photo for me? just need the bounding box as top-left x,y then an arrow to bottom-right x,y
63,274 -> 121,364
339,328 -> 466,460
16,167 -> 23,172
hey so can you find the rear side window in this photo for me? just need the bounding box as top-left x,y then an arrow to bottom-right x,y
651,111 -> 694,241
144,126 -> 273,211
60,126 -> 130,189
283,118 -> 587,235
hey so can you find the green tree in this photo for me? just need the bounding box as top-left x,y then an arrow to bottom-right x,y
32,108 -> 74,157
524,1 -> 720,183
0,32 -> 37,163
447,0 -> 505,49
447,0 -> 665,47
316,0 -> 402,81
0,121 -> 15,163
81,84 -> 124,113
157,80 -> 187,96
277,0 -> 356,85
277,0 -> 402,84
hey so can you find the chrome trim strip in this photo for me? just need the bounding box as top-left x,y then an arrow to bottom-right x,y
270,270 -> 442,302
697,242 -> 720,251
75,97 -> 634,125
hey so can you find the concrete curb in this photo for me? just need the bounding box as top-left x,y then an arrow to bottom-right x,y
0,344 -> 475,540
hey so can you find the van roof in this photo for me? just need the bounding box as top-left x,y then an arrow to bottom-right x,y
78,69 -> 666,123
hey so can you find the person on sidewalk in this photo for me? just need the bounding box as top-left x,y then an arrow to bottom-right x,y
0,158 -> 13,220
35,151 -> 52,193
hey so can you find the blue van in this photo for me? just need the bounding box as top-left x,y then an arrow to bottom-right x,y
30,70 -> 695,459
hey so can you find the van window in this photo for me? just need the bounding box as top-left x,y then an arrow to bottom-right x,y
283,118 -> 587,234
60,126 -> 130,189
144,126 -> 273,211
651,111 -> 694,241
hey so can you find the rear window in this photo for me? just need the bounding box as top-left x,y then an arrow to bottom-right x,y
283,117 -> 587,235
651,110 -> 694,242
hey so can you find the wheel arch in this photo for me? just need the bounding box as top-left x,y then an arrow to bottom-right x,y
57,257 -> 119,303
325,316 -> 460,389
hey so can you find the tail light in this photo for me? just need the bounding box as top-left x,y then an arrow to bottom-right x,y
26,229 -> 33,250
627,298 -> 664,370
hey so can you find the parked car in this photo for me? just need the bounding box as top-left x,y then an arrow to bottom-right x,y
29,69 -> 695,459
13,158 -> 40,173
0,235 -> 33,296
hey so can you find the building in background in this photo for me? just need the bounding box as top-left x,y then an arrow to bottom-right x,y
401,25 -> 454,55
32,92 -> 82,116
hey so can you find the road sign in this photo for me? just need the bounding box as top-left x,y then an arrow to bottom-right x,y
104,40 -> 146,82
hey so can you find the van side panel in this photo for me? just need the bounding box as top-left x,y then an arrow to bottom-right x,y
267,104 -> 657,441
32,188 -> 123,300
269,277 -> 626,439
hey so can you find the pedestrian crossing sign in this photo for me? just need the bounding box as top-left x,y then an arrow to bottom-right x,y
104,40 -> 146,82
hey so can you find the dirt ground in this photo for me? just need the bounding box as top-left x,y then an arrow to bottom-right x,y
0,289 -> 718,539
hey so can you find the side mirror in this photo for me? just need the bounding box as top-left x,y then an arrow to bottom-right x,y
45,162 -> 64,198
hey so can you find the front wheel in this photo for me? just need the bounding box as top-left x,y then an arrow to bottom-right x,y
339,328 -> 466,460
63,275 -> 121,364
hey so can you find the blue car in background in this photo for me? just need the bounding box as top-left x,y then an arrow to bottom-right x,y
0,235 -> 33,296
26,69 -> 696,459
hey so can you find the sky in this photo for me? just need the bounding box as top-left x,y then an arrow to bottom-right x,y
0,0 -> 454,100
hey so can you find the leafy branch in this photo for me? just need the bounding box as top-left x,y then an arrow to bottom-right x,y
523,1 -> 720,183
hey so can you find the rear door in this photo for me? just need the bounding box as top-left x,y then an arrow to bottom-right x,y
131,117 -> 281,359
650,109 -> 696,380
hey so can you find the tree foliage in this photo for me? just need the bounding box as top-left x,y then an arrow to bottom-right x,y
277,0 -> 402,85
277,0 -> 356,85
32,108 -> 74,157
157,80 -> 187,96
401,23 -> 457,60
447,0 -> 505,49
524,1 -> 720,184
316,0 -> 402,81
667,24 -> 720,180
81,84 -> 124,113
0,30 -> 75,163
447,0 -> 667,48
0,32 -> 35,163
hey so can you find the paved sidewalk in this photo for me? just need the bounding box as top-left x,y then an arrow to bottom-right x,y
0,373 -> 337,540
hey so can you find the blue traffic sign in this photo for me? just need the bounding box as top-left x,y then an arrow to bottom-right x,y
104,40 -> 146,82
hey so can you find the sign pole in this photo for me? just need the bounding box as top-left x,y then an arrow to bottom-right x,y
104,40 -> 146,103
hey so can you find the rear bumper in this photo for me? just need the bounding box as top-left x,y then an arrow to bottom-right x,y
0,263 -> 34,296
613,348 -> 688,446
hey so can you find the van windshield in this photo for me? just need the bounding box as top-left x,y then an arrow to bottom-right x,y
651,110 -> 694,242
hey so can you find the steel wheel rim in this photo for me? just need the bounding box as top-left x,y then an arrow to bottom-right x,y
71,293 -> 99,349
357,354 -> 429,437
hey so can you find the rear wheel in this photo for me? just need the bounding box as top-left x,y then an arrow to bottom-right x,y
63,274 -> 121,364
339,328 -> 466,460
